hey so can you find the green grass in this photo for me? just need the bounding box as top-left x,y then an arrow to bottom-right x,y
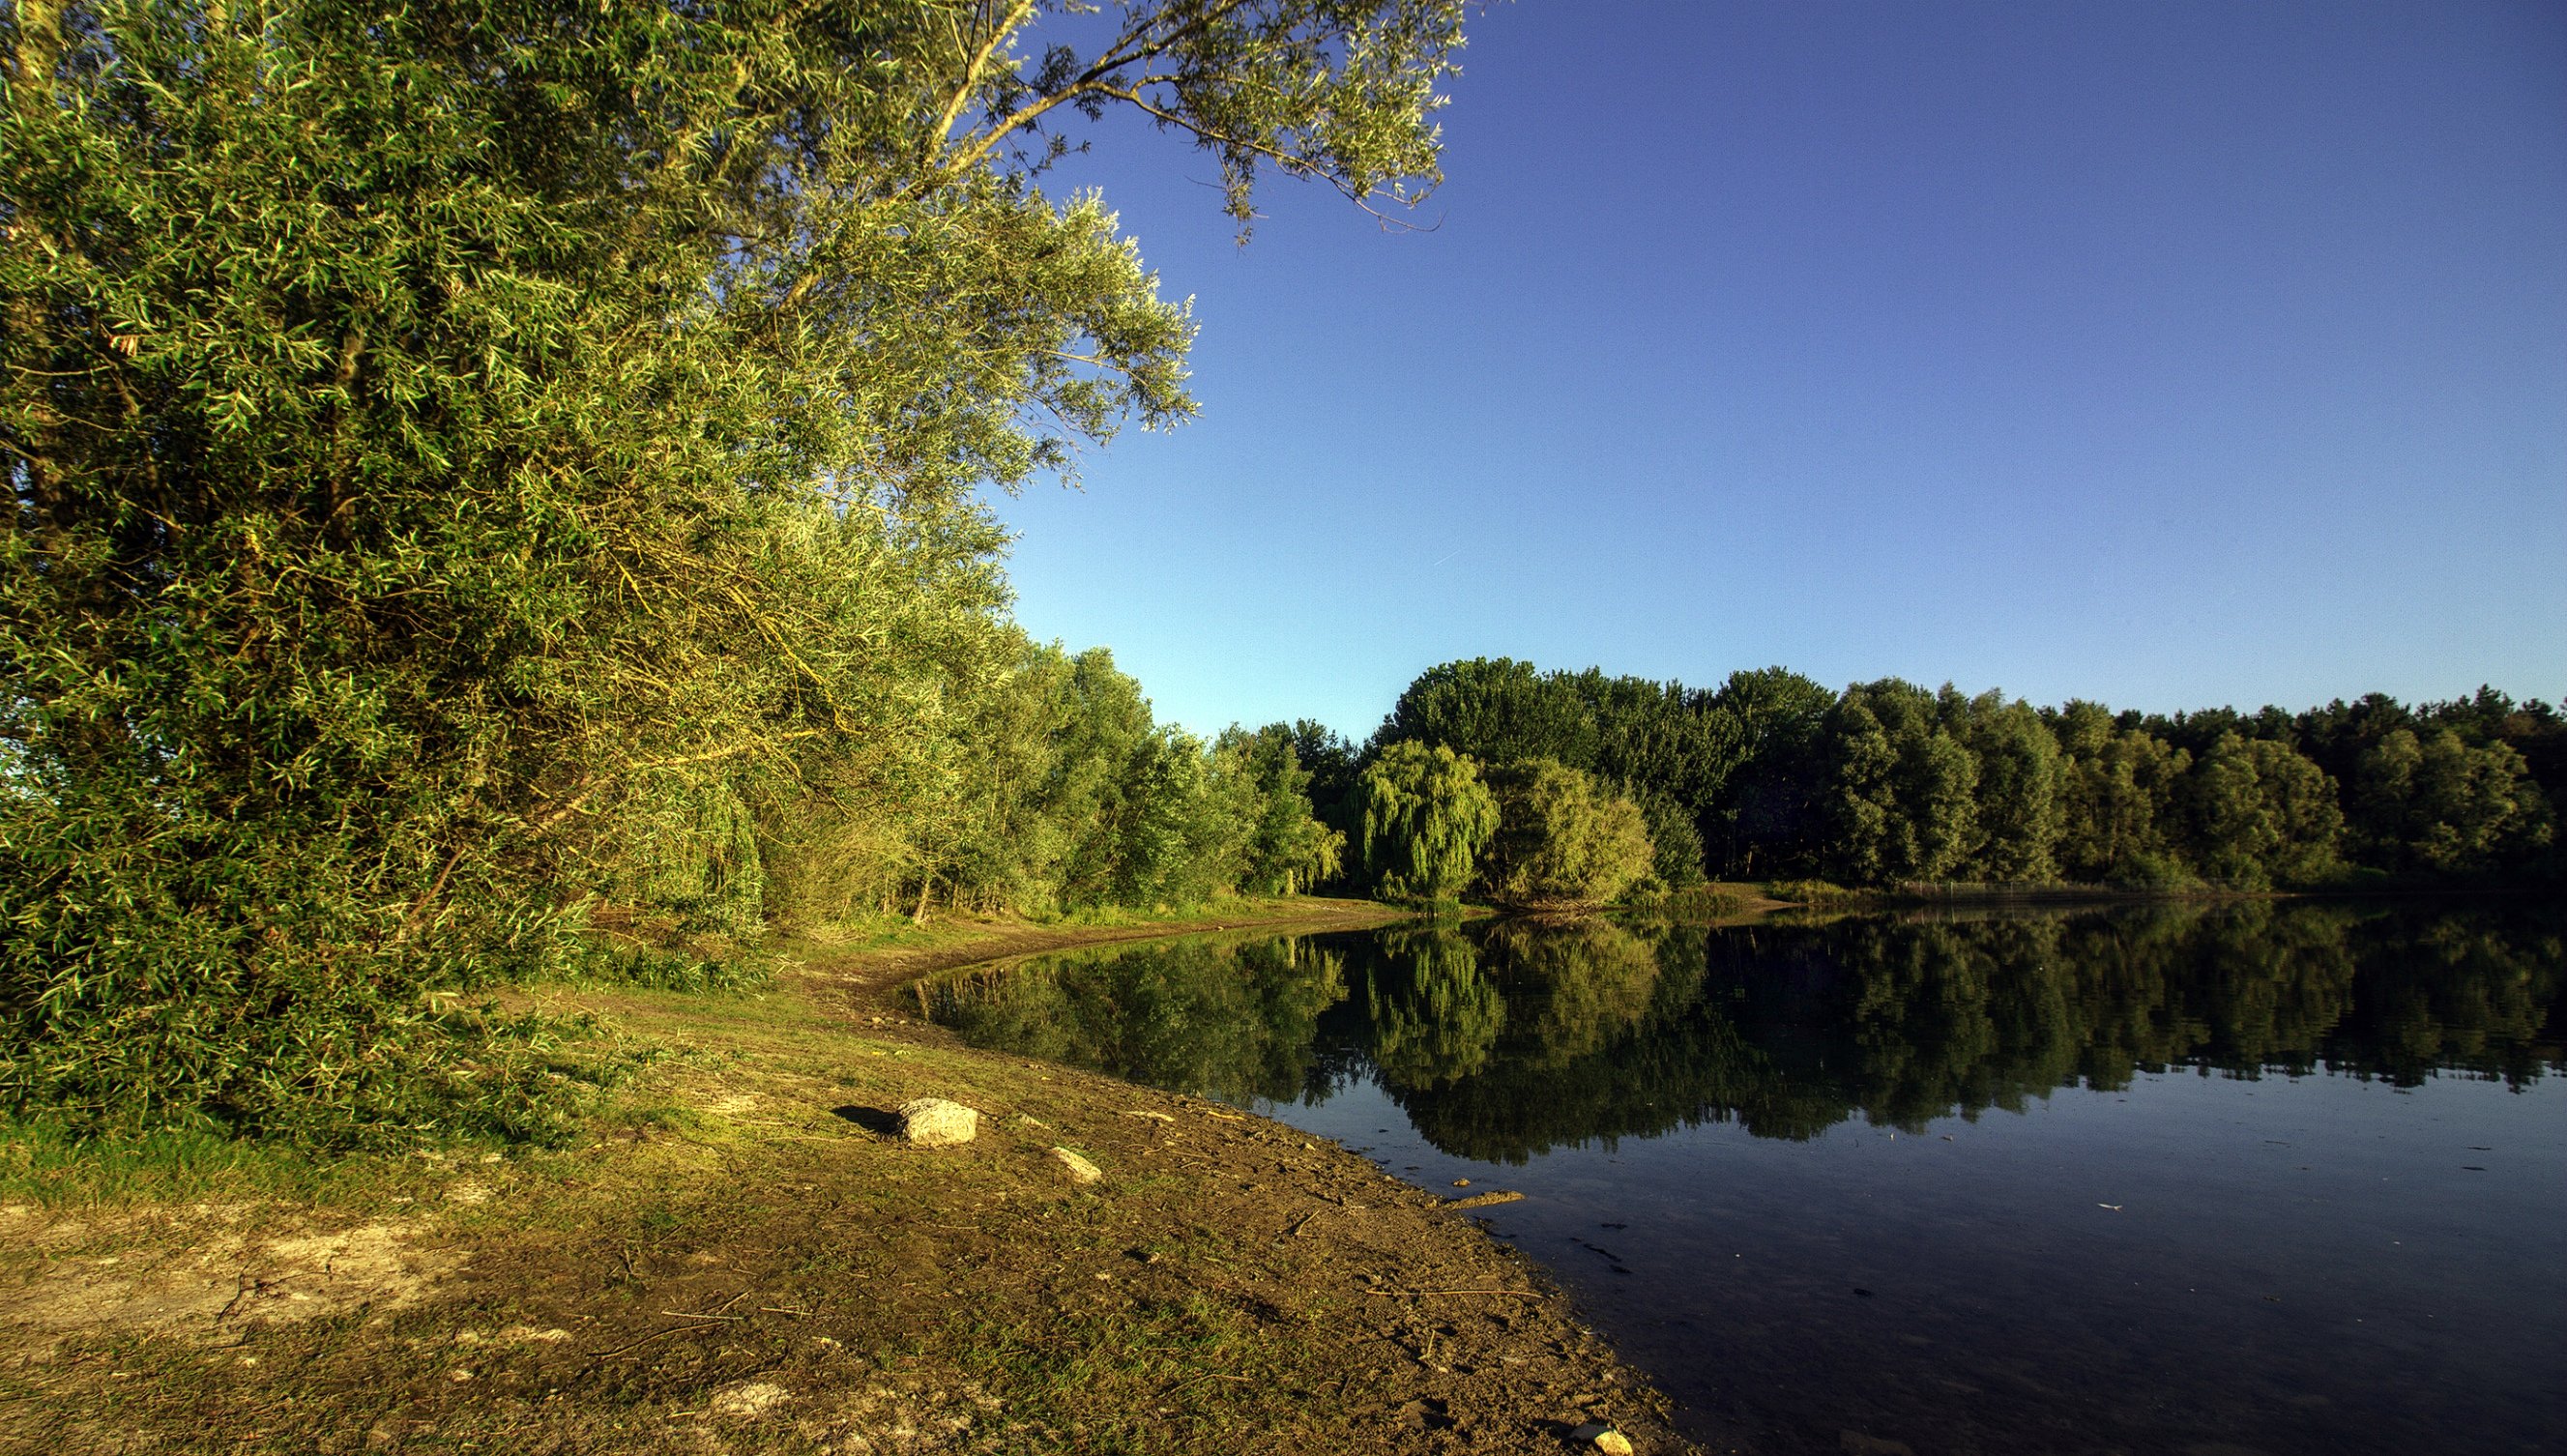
0,1114 -> 455,1212
1629,883 -> 1760,919
1764,878 -> 1866,906
773,893 -> 1392,957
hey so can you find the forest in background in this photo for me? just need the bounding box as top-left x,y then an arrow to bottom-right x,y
1309,657 -> 2561,905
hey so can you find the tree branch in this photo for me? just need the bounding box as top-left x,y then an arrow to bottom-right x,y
932,0 -> 1037,150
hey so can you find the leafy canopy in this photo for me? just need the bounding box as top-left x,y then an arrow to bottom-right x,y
1477,758 -> 1655,910
1356,741 -> 1497,908
1,0 -> 1465,1141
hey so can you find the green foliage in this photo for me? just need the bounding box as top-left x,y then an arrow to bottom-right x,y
1030,648 -> 1164,913
1823,681 -> 1980,883
2352,728 -> 2554,874
1218,725 -> 1348,894
2182,733 -> 2344,889
1376,656 -> 2557,894
2053,703 -> 2196,886
1951,691 -> 2063,881
1561,668 -> 1746,818
1285,719 -> 1363,818
1355,741 -> 1499,908
1283,718 -> 1364,888
761,645 -> 1337,922
622,779 -> 770,941
1109,726 -> 1256,908
1706,666 -> 1838,877
1631,787 -> 1708,892
1381,657 -> 1599,768
1376,657 -> 1744,891
1477,758 -> 1657,909
3,0 -> 1465,1141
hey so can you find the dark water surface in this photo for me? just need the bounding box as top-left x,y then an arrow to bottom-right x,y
922,903 -> 2567,1455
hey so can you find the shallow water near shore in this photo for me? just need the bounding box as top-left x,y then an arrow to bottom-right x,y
923,901 -> 2567,1455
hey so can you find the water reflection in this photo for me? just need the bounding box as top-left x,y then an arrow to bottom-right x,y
925,902 -> 2566,1161
925,902 -> 2566,1455
1363,925 -> 1503,1089
927,934 -> 1346,1105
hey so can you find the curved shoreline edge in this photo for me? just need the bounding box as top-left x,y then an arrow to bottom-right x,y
0,897 -> 1712,1455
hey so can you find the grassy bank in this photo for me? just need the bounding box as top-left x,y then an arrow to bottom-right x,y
0,897 -> 1699,1455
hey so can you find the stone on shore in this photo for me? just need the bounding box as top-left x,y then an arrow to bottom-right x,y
1048,1147 -> 1102,1184
896,1097 -> 979,1147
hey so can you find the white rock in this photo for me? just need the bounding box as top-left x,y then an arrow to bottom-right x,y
1048,1147 -> 1102,1184
896,1097 -> 979,1147
1570,1421 -> 1635,1455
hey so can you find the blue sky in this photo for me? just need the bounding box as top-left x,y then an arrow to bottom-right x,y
988,0 -> 2567,742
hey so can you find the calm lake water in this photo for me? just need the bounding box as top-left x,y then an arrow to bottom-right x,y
922,902 -> 2567,1456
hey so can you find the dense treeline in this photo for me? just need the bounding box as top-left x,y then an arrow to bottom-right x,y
2,0 -> 1460,1142
1342,657 -> 2560,897
766,638 -> 1343,929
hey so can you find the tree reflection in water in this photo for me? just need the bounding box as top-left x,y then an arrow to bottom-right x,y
1362,926 -> 1503,1089
921,901 -> 2564,1162
924,936 -> 1346,1106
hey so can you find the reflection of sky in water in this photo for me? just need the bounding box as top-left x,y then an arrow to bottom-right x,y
929,906 -> 2567,1455
1267,1068 -> 2565,1456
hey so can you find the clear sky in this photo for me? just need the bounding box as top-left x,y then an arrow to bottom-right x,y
985,0 -> 2567,742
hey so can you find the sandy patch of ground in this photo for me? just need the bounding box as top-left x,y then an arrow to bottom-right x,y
1,1203 -> 463,1345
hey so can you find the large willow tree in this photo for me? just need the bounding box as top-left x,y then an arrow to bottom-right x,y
0,0 -> 1464,1141
1356,741 -> 1497,908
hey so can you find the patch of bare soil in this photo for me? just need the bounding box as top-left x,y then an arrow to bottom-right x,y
0,1204 -> 462,1348
0,907 -> 1705,1455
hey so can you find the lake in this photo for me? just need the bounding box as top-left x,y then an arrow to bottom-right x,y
921,901 -> 2567,1455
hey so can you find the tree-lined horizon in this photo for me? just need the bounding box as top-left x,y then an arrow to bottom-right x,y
1320,656 -> 2559,898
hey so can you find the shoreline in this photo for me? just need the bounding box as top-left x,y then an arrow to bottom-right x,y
778,893 -> 1422,1016
0,896 -> 1707,1455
